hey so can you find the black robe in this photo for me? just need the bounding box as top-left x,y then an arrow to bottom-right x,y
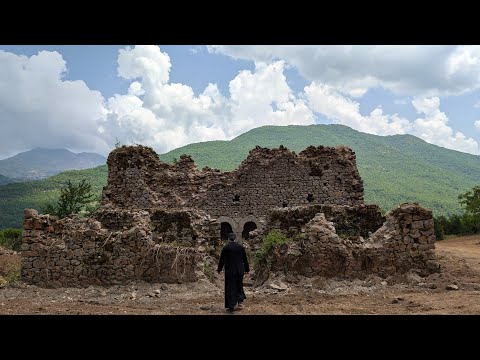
217,241 -> 250,310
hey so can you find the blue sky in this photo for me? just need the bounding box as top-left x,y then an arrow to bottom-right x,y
0,45 -> 479,159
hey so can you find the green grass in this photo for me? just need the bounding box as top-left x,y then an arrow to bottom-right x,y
1,124 -> 479,229
255,230 -> 292,264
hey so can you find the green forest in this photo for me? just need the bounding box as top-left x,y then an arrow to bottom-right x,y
1,124 -> 479,229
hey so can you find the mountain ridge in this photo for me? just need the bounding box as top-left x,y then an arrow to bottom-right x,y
0,124 -> 478,229
0,147 -> 106,181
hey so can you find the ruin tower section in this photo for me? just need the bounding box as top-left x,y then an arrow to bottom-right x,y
101,144 -> 364,222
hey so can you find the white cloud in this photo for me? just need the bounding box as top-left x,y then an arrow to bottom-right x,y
303,82 -> 478,154
102,50 -> 315,153
412,97 -> 478,154
304,82 -> 411,135
475,120 -> 480,129
0,50 -> 110,157
227,61 -> 314,135
208,45 -> 480,97
1,45 -> 479,160
0,46 -> 316,158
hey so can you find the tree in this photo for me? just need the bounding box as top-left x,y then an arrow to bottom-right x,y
458,186 -> 480,217
43,179 -> 96,218
433,216 -> 445,240
444,214 -> 462,234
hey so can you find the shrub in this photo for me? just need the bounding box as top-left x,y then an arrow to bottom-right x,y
0,228 -> 22,251
255,230 -> 291,264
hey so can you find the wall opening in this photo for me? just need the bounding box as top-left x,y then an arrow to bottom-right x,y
221,222 -> 233,240
282,202 -> 288,208
242,221 -> 257,240
233,195 -> 240,202
307,194 -> 314,202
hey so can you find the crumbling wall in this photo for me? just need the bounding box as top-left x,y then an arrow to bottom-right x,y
261,203 -> 439,279
263,203 -> 384,239
101,146 -> 231,211
21,208 -> 218,287
202,145 -> 364,220
101,145 -> 364,221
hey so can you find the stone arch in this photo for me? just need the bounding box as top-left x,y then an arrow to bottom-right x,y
239,215 -> 261,240
220,222 -> 233,240
242,221 -> 257,240
218,216 -> 237,240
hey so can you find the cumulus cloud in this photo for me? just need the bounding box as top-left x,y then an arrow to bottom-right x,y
208,45 -> 480,97
0,50 -> 109,157
304,82 -> 412,135
1,45 -> 479,160
303,82 -> 478,154
101,47 -> 314,153
475,120 -> 480,129
227,61 -> 314,135
0,46 -> 316,158
412,97 -> 478,154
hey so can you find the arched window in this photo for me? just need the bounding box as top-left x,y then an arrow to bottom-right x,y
242,221 -> 257,240
220,222 -> 233,240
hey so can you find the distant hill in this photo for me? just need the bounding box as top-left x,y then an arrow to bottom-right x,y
0,124 -> 479,229
0,148 -> 106,181
0,174 -> 13,186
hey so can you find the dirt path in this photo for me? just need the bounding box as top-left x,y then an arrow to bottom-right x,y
1,235 -> 480,315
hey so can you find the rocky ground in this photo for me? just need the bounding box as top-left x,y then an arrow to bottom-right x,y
1,234 -> 480,315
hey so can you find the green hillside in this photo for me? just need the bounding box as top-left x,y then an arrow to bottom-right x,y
0,165 -> 107,229
164,125 -> 480,217
1,124 -> 479,229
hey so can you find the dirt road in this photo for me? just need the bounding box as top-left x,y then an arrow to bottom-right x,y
1,235 -> 480,315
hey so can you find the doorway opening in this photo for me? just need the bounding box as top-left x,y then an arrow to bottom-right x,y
220,222 -> 233,240
242,221 -> 257,240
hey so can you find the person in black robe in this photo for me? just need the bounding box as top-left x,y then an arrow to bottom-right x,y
217,232 -> 250,312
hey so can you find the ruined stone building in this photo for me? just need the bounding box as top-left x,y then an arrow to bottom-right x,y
21,145 -> 439,287
101,145 -> 364,241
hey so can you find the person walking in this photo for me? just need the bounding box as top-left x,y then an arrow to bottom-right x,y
217,232 -> 250,312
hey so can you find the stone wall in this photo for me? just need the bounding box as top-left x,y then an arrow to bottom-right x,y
202,146 -> 364,222
261,203 -> 439,279
21,208 -> 218,288
263,203 -> 384,239
101,145 -> 364,225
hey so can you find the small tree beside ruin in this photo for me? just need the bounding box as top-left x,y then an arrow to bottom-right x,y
458,186 -> 480,217
43,179 -> 98,218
